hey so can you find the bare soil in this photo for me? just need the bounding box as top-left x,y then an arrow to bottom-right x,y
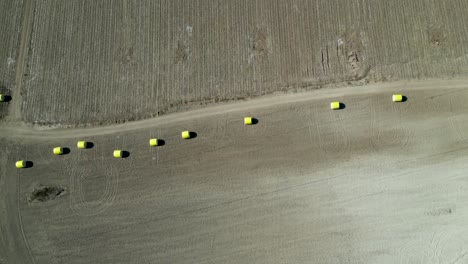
2,80 -> 468,263
28,185 -> 66,203
9,0 -> 468,127
2,1 -> 468,263
0,0 -> 24,120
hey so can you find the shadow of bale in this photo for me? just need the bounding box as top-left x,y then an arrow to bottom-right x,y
85,142 -> 94,149
401,96 -> 408,102
62,147 -> 71,155
157,139 -> 165,146
25,161 -> 34,168
121,151 -> 130,158
251,118 -> 259,125
28,185 -> 66,203
1,95 -> 12,102
339,103 -> 346,110
189,132 -> 197,139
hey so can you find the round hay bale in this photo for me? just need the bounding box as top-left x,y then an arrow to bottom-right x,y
16,160 -> 26,169
53,147 -> 63,155
181,131 -> 190,139
77,141 -> 88,149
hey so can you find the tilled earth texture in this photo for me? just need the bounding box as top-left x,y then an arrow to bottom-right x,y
0,0 -> 23,120
4,0 -> 467,126
3,80 -> 468,263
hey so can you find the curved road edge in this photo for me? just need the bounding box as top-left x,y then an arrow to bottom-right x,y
2,78 -> 468,140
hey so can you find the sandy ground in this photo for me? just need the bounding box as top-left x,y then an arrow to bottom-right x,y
2,79 -> 468,263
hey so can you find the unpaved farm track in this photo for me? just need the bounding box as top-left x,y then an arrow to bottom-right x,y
2,79 -> 467,140
3,80 -> 468,263
17,0 -> 468,126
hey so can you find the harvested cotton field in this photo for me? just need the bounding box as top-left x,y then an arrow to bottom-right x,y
3,0 -> 468,263
0,0 -> 24,120
20,0 -> 468,126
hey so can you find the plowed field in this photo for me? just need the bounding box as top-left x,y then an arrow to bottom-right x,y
0,0 -> 24,120
19,0 -> 468,126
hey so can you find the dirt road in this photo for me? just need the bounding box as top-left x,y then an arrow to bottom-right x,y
2,79 -> 468,263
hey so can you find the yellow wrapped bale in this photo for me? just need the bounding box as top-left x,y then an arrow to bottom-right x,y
181,131 -> 190,139
330,102 -> 340,110
149,138 -> 158,146
113,150 -> 122,158
77,141 -> 87,149
392,94 -> 403,102
244,117 -> 252,125
16,160 -> 26,169
53,147 -> 63,155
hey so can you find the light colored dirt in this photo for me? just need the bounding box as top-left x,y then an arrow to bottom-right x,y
3,79 -> 468,263
2,78 -> 468,139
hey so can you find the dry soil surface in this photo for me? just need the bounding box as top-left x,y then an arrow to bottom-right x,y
2,79 -> 468,263
11,0 -> 468,126
0,0 -> 24,120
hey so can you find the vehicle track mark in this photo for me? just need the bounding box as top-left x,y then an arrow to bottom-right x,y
370,99 -> 410,149
16,164 -> 37,264
430,227 -> 468,264
149,129 -> 162,168
37,142 -> 468,249
448,94 -> 468,147
63,145 -> 119,216
399,239 -> 438,264
309,107 -> 350,158
200,118 -> 235,150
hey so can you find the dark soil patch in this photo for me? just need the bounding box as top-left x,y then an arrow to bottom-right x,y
428,28 -> 445,46
29,185 -> 66,203
253,28 -> 269,55
341,30 -> 367,78
347,51 -> 360,71
175,41 -> 188,63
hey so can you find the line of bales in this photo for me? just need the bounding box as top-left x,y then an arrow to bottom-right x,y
13,94 -> 405,169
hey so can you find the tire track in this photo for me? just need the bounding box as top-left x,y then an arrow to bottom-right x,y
15,155 -> 37,264
148,129 -> 162,169
448,92 -> 468,147
199,118 -> 235,149
62,144 -> 119,217
448,113 -> 467,143
423,91 -> 452,114
36,141 -> 468,251
309,106 -> 350,158
71,162 -> 118,217
399,239 -> 438,264
429,227 -> 468,264
369,98 -> 411,149
15,141 -> 62,264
